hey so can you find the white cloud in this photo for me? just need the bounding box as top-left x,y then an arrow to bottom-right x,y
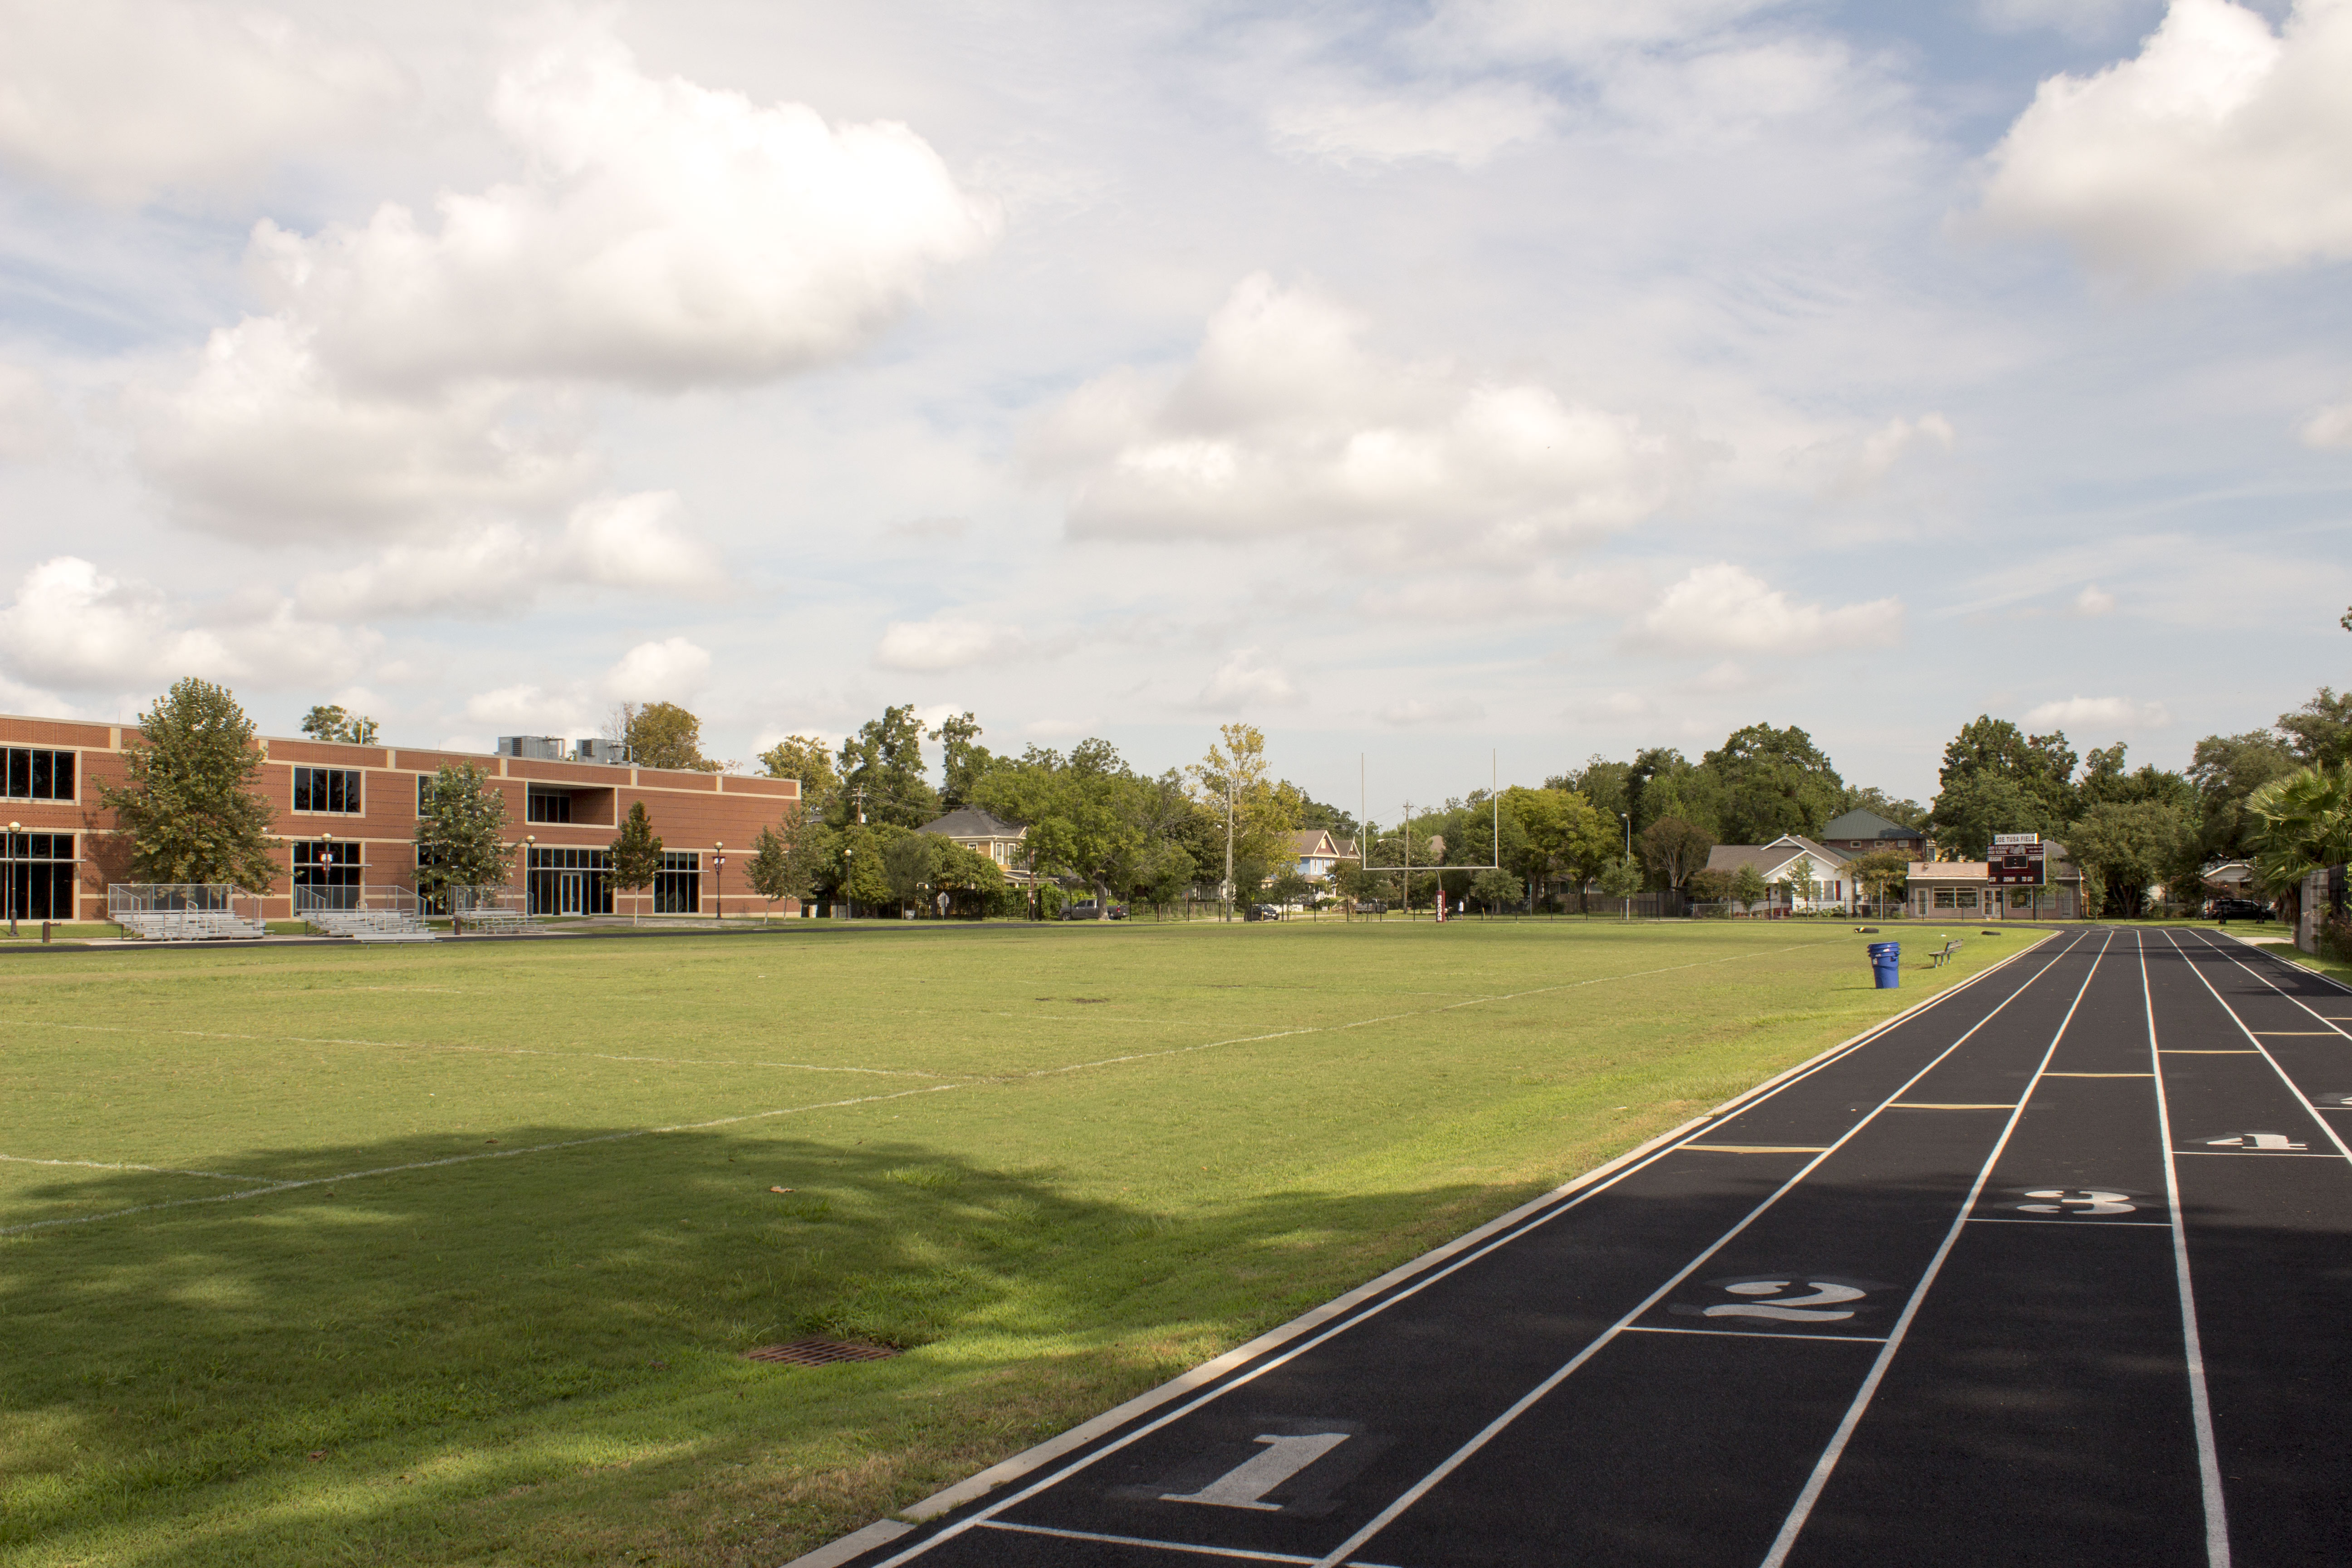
0,362 -> 67,460
873,617 -> 1029,671
462,683 -> 588,735
2298,399 -> 2352,447
1269,82 -> 1556,169
604,636 -> 712,702
0,555 -> 362,692
1195,647 -> 1302,710
248,24 -> 997,393
2073,583 -> 2117,616
1376,696 -> 1490,726
1815,412 -> 1955,496
0,0 -> 407,205
1037,275 -> 1689,555
293,492 -> 717,618
1632,563 -> 1904,653
1971,0 -> 2352,283
130,315 -> 593,539
1357,565 -> 1644,620
2024,694 -> 2173,729
1420,0 -> 1785,64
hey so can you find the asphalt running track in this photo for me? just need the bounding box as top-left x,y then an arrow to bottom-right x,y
809,927 -> 2352,1568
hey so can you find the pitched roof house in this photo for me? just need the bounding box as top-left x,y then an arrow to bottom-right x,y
916,808 -> 1030,878
1703,835 -> 1853,911
1290,828 -> 1356,882
1818,808 -> 1929,858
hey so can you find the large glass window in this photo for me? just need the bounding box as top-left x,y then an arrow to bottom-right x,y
654,850 -> 701,914
293,767 -> 363,813
2,832 -> 77,920
1933,888 -> 1955,908
526,789 -> 572,823
292,840 -> 363,888
527,846 -> 611,916
3,748 -> 74,801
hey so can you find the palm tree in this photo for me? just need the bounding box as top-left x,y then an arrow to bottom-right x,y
2247,765 -> 2352,930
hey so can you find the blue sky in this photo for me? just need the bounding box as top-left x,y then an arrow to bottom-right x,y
0,0 -> 2345,812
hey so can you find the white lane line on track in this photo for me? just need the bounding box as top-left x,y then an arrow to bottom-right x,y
1304,931 -> 2100,1568
2165,929 -> 2352,1166
0,1083 -> 961,1237
2148,931 -> 2235,1568
1620,1326 -> 1887,1343
863,936 -> 2078,1568
0,1153 -> 268,1182
1754,926 -> 2115,1568
973,1519 -> 1401,1567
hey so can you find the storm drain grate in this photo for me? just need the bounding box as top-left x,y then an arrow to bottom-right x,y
744,1338 -> 899,1367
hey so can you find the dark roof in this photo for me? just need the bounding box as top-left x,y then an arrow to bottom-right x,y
1821,808 -> 1924,841
917,807 -> 1026,838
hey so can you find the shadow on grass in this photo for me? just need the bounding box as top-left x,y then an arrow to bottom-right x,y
2,1127 -> 1512,1568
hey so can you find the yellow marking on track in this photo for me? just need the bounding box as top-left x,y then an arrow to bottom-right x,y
1891,1102 -> 2015,1109
2043,1072 -> 2152,1078
1682,1143 -> 1829,1154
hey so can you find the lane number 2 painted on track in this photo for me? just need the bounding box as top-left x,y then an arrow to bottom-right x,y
1161,1434 -> 1351,1511
1701,1280 -> 1866,1322
2019,1189 -> 2136,1214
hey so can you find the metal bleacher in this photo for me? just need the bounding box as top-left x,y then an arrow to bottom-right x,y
296,886 -> 437,943
108,884 -> 269,942
447,885 -> 541,936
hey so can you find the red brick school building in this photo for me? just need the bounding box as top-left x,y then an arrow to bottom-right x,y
0,714 -> 801,924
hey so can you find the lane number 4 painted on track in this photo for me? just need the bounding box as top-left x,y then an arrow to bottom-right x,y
2202,1132 -> 2307,1151
2019,1189 -> 2136,1214
1161,1434 -> 1351,1511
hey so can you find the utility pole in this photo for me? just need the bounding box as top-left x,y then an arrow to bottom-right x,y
1621,811 -> 1632,921
1224,768 -> 1235,922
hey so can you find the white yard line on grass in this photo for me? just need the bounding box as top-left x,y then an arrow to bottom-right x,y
9,1020 -> 955,1079
0,1153 -> 269,1182
0,1084 -> 963,1237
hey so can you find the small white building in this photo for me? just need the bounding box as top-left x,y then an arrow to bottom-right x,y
1704,835 -> 1854,913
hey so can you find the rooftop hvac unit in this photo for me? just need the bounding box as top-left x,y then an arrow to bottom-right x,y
575,738 -> 626,764
497,735 -> 567,761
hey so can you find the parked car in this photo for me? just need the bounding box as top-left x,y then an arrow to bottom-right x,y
2210,898 -> 2274,924
1059,902 -> 1127,921
1246,903 -> 1282,921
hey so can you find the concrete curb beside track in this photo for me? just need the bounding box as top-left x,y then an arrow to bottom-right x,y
777,930 -> 2058,1568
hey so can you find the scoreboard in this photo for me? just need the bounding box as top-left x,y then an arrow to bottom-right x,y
1989,833 -> 2044,886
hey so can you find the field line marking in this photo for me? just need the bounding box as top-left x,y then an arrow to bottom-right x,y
1014,946 -> 1825,1082
0,1153 -> 269,1182
1754,925 -> 2115,1568
2149,932 -> 2235,1567
0,1084 -> 961,1238
7,1019 -> 955,1080
1309,931 -> 2099,1568
876,929 -> 2064,1540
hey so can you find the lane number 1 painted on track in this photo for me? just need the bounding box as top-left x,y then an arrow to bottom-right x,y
2019,1189 -> 2136,1214
1161,1434 -> 1351,1510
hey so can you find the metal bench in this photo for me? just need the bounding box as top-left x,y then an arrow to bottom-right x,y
1929,939 -> 1963,968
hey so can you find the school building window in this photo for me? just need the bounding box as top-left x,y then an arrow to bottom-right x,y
526,789 -> 572,823
3,748 -> 74,801
527,845 -> 612,916
3,831 -> 77,921
292,840 -> 362,888
1933,888 -> 1955,908
654,850 -> 701,914
294,767 -> 363,813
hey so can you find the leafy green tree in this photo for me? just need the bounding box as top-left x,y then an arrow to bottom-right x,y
1597,854 -> 1643,916
2078,744 -> 2195,811
622,701 -> 721,772
1730,862 -> 1768,911
1500,785 -> 1613,905
839,703 -> 941,827
414,764 -> 515,900
1134,840 -> 1197,916
1928,771 -> 2068,860
746,819 -> 813,922
1837,785 -> 1927,828
928,712 -> 998,810
608,801 -> 662,923
834,824 -> 900,911
1845,847 -> 1912,916
300,704 -> 378,744
1188,723 -> 1301,905
759,735 -> 840,819
883,831 -> 944,913
932,839 -> 1006,916
2066,800 -> 2196,918
1931,716 -> 2077,843
100,678 -> 279,891
1471,866 -> 1520,913
1777,853 -> 1823,912
1267,867 -> 1314,911
1639,816 -> 1713,892
2278,687 -> 2352,768
2246,766 -> 2352,922
1687,867 -> 1737,906
1558,755 -> 1632,823
1702,722 -> 1845,844
2187,730 -> 2299,862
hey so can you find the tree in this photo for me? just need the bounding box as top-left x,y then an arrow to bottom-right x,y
1189,724 -> 1301,910
932,840 -> 1006,917
414,763 -> 515,901
1134,840 -> 1196,917
1471,866 -> 1519,914
2187,730 -> 2299,862
623,702 -> 722,772
1837,785 -> 1926,828
300,704 -> 378,744
759,735 -> 841,819
1597,854 -> 1642,916
1703,723 -> 1845,844
2247,766 -> 2352,926
2068,799 -> 2196,919
834,824 -> 900,911
928,712 -> 997,810
99,679 -> 279,891
742,820 -> 799,922
1500,785 -> 1613,906
1730,862 -> 1768,912
1932,716 -> 2077,841
839,703 -> 941,828
883,831 -> 944,913
1777,853 -> 1823,913
1687,867 -> 1736,906
1639,816 -> 1713,892
609,801 -> 662,924
1844,847 -> 1912,916
2278,687 -> 2352,769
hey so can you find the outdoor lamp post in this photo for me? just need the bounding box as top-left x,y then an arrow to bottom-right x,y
713,841 -> 725,921
525,834 -> 536,920
5,820 -> 19,937
1620,811 -> 1632,922
841,846 -> 852,920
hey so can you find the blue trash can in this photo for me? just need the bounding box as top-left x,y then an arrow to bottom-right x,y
1867,941 -> 1900,990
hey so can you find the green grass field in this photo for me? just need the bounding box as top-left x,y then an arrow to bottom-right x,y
3,918 -> 2026,1567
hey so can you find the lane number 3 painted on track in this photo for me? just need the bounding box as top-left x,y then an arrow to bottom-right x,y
2019,1189 -> 2136,1214
1702,1281 -> 1866,1322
